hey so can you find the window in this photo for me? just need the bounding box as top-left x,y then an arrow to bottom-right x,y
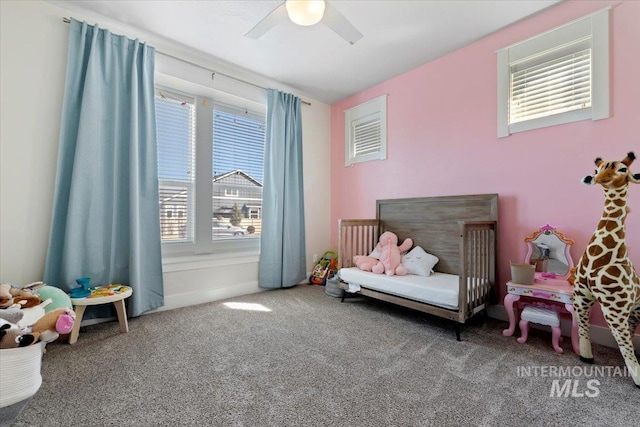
156,88 -> 265,254
156,92 -> 195,242
345,95 -> 387,166
212,105 -> 265,239
496,7 -> 609,137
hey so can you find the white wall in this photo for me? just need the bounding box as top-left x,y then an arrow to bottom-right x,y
0,0 -> 332,310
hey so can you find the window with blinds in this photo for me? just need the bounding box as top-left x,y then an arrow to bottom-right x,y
154,85 -> 265,255
496,7 -> 609,137
345,95 -> 387,166
212,105 -> 265,238
156,92 -> 196,242
510,47 -> 591,124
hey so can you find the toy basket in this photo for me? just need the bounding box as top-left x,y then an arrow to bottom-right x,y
0,342 -> 45,425
309,250 -> 338,286
325,273 -> 344,298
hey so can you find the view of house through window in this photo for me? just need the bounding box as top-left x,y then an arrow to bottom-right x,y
156,90 -> 265,245
212,107 -> 265,239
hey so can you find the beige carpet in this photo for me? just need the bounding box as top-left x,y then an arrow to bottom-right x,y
13,285 -> 639,426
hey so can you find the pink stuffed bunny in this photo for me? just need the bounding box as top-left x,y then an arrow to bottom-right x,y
371,231 -> 413,276
354,255 -> 379,272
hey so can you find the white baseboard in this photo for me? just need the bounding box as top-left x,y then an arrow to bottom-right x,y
487,305 -> 640,352
150,281 -> 264,313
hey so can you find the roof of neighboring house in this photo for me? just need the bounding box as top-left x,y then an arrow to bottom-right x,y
213,169 -> 262,187
160,170 -> 262,206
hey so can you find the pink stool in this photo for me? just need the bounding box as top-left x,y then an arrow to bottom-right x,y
517,305 -> 563,353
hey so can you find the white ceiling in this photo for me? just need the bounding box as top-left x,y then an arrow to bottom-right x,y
49,0 -> 562,104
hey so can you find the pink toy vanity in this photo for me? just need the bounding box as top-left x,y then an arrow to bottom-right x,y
502,224 -> 579,354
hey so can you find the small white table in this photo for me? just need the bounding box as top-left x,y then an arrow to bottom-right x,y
68,285 -> 133,344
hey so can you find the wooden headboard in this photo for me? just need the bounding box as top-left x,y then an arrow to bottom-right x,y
376,194 -> 498,275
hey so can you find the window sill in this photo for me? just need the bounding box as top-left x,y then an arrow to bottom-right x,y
162,251 -> 260,273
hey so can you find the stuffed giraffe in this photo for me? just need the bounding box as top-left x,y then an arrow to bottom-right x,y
573,152 -> 640,388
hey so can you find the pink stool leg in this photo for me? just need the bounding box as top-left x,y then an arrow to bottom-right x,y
551,326 -> 563,353
516,320 -> 529,344
502,294 -> 521,336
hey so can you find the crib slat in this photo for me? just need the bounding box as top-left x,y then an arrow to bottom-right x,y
338,219 -> 379,269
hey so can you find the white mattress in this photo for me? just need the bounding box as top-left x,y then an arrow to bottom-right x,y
339,267 -> 464,310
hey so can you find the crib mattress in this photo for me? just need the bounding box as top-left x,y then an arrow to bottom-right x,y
339,267 -> 463,310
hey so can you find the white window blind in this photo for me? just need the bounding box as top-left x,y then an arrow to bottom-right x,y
213,106 -> 265,181
156,91 -> 196,242
510,47 -> 591,124
352,117 -> 382,157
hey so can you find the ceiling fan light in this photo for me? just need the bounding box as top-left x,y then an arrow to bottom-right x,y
285,0 -> 326,26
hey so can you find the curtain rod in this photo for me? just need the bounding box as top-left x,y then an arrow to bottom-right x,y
62,17 -> 311,106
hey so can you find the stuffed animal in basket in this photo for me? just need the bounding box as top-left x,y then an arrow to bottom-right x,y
0,308 -> 25,325
0,320 -> 40,349
28,308 -> 76,344
0,283 -> 42,309
371,231 -> 413,276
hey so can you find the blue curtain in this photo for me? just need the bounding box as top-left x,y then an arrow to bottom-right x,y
258,89 -> 306,288
44,19 -> 164,318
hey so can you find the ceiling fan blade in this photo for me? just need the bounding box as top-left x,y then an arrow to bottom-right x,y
244,3 -> 288,39
322,2 -> 363,45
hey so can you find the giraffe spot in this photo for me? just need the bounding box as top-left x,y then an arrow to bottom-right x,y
588,246 -> 604,257
605,221 -> 619,232
616,300 -> 630,308
612,198 -> 625,206
602,235 -> 617,248
594,252 -> 613,267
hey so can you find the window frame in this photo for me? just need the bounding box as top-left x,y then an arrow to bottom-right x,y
344,94 -> 387,166
156,86 -> 265,258
496,7 -> 610,137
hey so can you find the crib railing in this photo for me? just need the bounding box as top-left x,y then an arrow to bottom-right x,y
338,219 -> 379,269
459,221 -> 497,321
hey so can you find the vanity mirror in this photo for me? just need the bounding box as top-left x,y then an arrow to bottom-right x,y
524,224 -> 575,279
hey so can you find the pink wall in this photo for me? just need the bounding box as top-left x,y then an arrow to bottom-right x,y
330,1 -> 640,328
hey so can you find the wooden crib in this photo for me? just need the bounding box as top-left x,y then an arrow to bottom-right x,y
337,194 -> 498,340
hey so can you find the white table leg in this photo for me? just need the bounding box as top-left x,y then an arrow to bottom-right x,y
113,299 -> 129,333
69,305 -> 87,344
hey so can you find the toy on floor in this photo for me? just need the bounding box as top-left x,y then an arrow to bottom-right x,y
371,231 -> 413,276
572,151 -> 640,387
309,251 -> 339,285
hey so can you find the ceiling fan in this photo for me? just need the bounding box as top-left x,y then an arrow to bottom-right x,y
245,0 -> 363,45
